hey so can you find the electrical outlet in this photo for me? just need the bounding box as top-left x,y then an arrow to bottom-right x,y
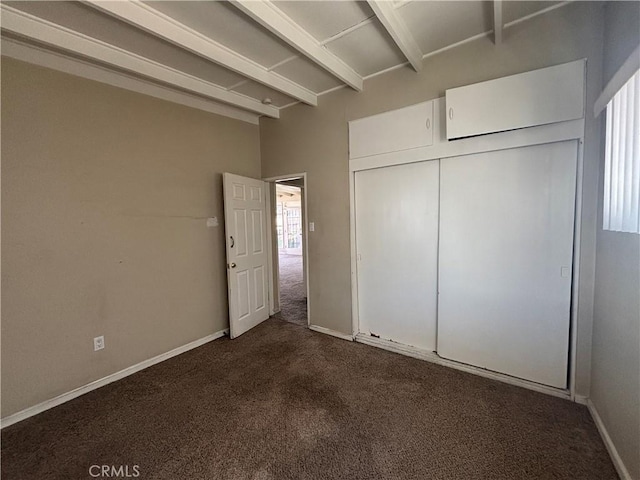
94,336 -> 105,351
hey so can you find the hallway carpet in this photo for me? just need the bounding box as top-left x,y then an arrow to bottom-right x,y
274,253 -> 307,326
1,319 -> 616,480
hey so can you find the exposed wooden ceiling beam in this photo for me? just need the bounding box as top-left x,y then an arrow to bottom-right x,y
84,1 -> 317,106
1,38 -> 260,124
231,0 -> 363,91
0,5 -> 279,118
367,1 -> 423,72
493,0 -> 503,45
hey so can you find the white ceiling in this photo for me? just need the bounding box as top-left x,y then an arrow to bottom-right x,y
276,183 -> 302,203
0,0 -> 567,123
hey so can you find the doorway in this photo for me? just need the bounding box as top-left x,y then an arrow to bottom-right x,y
266,174 -> 309,327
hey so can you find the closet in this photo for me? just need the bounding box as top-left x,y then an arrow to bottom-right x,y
349,60 -> 585,391
355,160 -> 439,352
437,142 -> 577,388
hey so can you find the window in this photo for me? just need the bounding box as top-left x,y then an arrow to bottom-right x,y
276,204 -> 284,249
603,69 -> 640,233
285,207 -> 302,249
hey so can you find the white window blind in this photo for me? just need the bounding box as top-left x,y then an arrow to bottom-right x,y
603,69 -> 640,233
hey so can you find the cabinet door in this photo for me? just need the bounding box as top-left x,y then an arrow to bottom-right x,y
446,60 -> 585,140
349,101 -> 433,159
437,141 -> 577,388
355,160 -> 439,351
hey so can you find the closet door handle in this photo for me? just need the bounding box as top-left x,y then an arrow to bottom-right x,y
230,236 -> 235,248
426,118 -> 431,129
449,107 -> 454,120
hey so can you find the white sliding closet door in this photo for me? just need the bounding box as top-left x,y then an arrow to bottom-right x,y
437,141 -> 577,388
355,160 -> 439,351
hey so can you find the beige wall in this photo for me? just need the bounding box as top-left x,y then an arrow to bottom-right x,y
590,2 -> 640,478
260,1 -> 604,396
1,58 -> 261,417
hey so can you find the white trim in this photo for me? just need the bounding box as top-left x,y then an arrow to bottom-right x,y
232,0 -> 363,91
356,334 -> 571,400
85,1 -> 316,106
278,100 -> 301,110
422,31 -> 492,61
394,0 -> 412,10
226,79 -> 249,91
367,1 -> 423,72
493,0 -> 503,45
265,182 -> 276,316
268,55 -> 299,72
363,61 -> 410,81
587,399 -> 633,480
317,83 -> 349,98
594,44 -> 640,117
309,325 -> 354,342
574,395 -> 589,405
570,138 -> 585,401
302,176 -> 311,327
320,17 -> 375,46
503,1 -> 571,29
263,173 -> 309,182
0,5 -> 279,118
1,38 -> 260,125
0,329 -> 229,429
349,170 -> 360,338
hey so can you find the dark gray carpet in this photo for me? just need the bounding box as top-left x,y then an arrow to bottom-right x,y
273,253 -> 307,326
1,318 -> 616,480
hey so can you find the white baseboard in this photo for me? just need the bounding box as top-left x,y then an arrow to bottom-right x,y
587,399 -> 632,480
355,334 -> 571,401
1,329 -> 229,429
356,334 -> 440,362
574,394 -> 589,405
309,325 -> 354,342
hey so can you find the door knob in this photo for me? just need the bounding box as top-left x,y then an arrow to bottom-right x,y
229,263 -> 236,269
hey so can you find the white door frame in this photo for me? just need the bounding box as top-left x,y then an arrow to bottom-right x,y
264,172 -> 311,327
349,104 -> 586,401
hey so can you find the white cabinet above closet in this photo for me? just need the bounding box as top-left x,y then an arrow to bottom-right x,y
445,59 -> 585,140
349,100 -> 433,159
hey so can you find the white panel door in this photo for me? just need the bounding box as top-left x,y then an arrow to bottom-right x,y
437,141 -> 577,388
349,101 -> 434,159
355,160 -> 439,351
223,173 -> 269,339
